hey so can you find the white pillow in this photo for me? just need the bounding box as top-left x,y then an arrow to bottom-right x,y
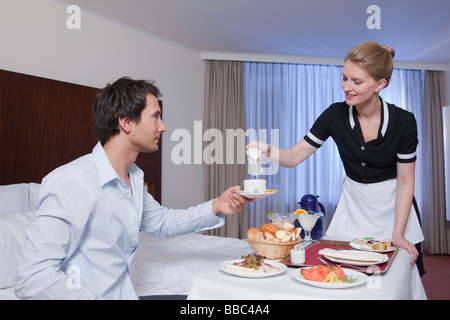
0,211 -> 34,289
0,183 -> 40,213
0,184 -> 29,213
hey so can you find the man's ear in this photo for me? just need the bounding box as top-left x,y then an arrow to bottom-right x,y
118,117 -> 132,133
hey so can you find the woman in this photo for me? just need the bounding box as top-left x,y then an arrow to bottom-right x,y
248,41 -> 424,272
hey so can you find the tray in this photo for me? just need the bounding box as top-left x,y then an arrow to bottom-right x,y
281,240 -> 398,274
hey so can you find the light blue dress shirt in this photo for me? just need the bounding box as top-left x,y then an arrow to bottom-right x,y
14,142 -> 224,300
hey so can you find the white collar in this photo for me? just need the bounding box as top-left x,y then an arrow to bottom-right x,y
349,99 -> 389,137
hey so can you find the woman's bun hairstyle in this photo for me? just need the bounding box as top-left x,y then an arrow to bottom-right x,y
345,41 -> 395,87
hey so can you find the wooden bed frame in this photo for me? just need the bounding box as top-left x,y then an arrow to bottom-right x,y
0,69 -> 162,202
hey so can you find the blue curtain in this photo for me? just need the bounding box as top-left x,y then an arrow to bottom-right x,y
379,69 -> 426,222
245,62 -> 425,229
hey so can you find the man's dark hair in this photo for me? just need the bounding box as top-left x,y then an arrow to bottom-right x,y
92,76 -> 161,144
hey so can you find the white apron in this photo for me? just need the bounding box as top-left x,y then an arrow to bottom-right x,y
325,176 -> 424,244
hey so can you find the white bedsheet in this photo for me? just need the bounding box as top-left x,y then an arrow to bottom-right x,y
130,232 -> 252,297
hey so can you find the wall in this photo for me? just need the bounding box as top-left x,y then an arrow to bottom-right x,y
0,0 -> 206,208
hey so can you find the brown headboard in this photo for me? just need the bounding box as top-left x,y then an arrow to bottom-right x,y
0,70 -> 161,202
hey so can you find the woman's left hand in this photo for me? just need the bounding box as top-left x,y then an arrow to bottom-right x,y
393,236 -> 418,266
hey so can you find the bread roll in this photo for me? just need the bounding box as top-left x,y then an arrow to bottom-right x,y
264,230 -> 277,241
259,223 -> 280,234
275,230 -> 287,240
247,227 -> 260,240
288,227 -> 301,241
275,230 -> 291,242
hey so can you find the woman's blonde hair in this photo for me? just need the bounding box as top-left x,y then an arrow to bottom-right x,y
345,41 -> 395,87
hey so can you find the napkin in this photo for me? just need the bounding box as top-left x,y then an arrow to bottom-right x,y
318,248 -> 387,262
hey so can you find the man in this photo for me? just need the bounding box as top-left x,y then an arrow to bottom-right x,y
14,77 -> 252,299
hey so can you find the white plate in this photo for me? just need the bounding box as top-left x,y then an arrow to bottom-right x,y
291,267 -> 369,289
219,259 -> 287,278
323,252 -> 389,267
238,191 -> 278,199
350,242 -> 395,253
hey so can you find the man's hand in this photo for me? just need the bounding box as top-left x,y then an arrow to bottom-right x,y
212,186 -> 256,215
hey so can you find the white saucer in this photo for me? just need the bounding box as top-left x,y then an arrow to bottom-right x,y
238,190 -> 278,199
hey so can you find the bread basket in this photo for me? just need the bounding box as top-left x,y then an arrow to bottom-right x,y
247,238 -> 301,259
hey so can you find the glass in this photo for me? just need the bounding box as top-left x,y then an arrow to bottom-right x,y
267,212 -> 296,227
296,212 -> 323,243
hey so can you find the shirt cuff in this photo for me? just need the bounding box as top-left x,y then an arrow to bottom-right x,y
195,200 -> 225,232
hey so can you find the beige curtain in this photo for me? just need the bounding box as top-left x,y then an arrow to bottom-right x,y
203,60 -> 248,238
423,70 -> 450,254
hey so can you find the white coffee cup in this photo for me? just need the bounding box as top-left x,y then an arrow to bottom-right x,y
243,179 -> 266,193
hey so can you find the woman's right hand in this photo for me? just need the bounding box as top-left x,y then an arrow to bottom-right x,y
247,139 -> 316,168
246,141 -> 272,158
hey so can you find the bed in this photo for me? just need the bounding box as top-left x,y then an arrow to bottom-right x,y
0,183 -> 253,300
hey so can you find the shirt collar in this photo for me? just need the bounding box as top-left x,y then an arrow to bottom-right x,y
348,97 -> 389,138
92,142 -> 119,186
92,142 -> 144,188
380,99 -> 389,137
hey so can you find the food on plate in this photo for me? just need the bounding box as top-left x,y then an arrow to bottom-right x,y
301,265 -> 354,284
265,189 -> 278,193
223,253 -> 280,274
373,240 -> 392,251
223,264 -> 265,274
351,238 -> 393,251
247,223 -> 302,243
